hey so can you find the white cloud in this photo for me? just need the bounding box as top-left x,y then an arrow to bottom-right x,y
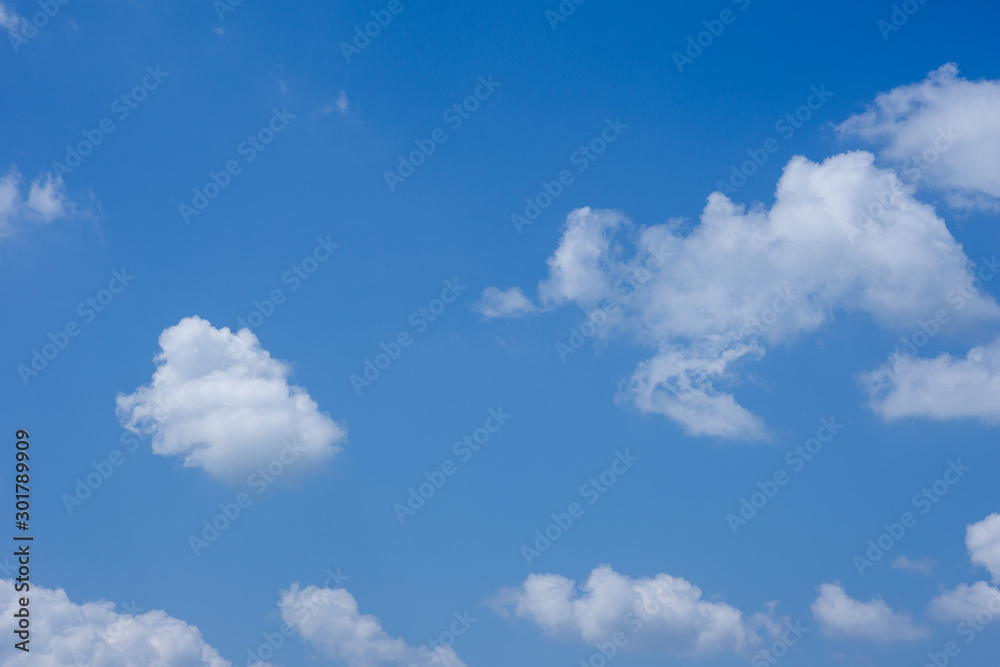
490,565 -> 769,658
336,90 -> 350,115
860,337 -> 1000,425
482,151 -> 998,439
0,3 -> 20,32
928,582 -> 1000,622
838,63 -> 1000,210
317,91 -> 351,117
0,579 -> 234,666
967,513 -> 1000,583
27,174 -> 67,221
811,583 -> 927,642
116,316 -> 346,481
625,339 -> 770,440
477,286 -> 540,319
890,555 -> 937,575
0,167 -> 73,239
279,585 -> 464,667
0,170 -> 18,226
926,515 -> 1000,623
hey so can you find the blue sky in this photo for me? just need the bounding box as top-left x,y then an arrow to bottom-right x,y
2,0 -> 1000,665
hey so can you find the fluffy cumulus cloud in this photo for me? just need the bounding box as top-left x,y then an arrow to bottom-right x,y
116,316 -> 346,481
490,565 -> 772,658
967,513 -> 1000,583
279,585 -> 464,667
860,337 -> 1000,425
0,580 -> 234,666
811,583 -> 927,642
481,151 -> 998,439
838,63 -> 1000,210
0,166 -> 73,239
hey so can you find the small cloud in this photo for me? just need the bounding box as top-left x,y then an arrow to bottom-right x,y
891,555 -> 937,575
490,564 -> 768,658
28,174 -> 67,222
967,513 -> 1000,583
860,338 -> 1000,425
476,287 -> 540,320
0,166 -> 77,241
928,582 -> 1000,622
116,316 -> 347,482
0,2 -> 21,32
811,583 -> 928,642
838,63 -> 1000,211
279,585 -> 464,666
316,90 -> 352,117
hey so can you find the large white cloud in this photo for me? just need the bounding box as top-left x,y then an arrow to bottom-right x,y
0,166 -> 72,240
116,316 -> 346,481
278,585 -> 464,667
838,63 -> 1000,210
811,583 -> 927,642
967,513 -> 1000,583
481,151 -> 998,439
0,580 -> 233,666
860,338 -> 1000,425
490,564 -> 771,658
